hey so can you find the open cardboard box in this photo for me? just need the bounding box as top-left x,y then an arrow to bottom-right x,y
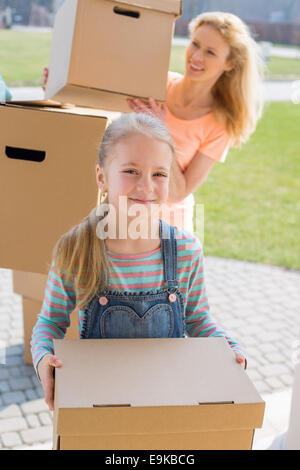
0,101 -> 109,274
53,338 -> 265,450
45,0 -> 182,112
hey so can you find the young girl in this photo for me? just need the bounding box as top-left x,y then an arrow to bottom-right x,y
31,113 -> 246,411
128,12 -> 265,232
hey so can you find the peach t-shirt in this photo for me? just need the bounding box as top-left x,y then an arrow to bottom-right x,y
162,71 -> 231,234
165,71 -> 230,170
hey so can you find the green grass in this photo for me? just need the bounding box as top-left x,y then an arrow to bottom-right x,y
266,56 -> 300,76
0,30 -> 51,86
194,102 -> 300,270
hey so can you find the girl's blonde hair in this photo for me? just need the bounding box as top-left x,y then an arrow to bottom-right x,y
188,12 -> 265,147
53,113 -> 175,310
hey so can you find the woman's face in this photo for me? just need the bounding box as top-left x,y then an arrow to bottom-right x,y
96,133 -> 173,221
185,24 -> 233,84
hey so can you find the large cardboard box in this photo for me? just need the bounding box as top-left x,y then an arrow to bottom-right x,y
14,271 -> 79,365
0,102 -> 108,274
53,338 -> 265,450
45,0 -> 182,112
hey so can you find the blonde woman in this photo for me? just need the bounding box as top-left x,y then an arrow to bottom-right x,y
128,12 -> 265,232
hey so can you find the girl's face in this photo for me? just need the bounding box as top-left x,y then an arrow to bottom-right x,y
96,133 -> 173,219
185,24 -> 233,84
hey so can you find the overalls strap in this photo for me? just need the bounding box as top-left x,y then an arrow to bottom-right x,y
159,219 -> 178,289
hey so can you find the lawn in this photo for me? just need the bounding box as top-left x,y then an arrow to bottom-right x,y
0,30 -> 51,86
1,30 -> 299,270
266,56 -> 300,77
194,102 -> 300,270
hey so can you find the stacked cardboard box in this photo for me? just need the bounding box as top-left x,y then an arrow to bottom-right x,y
12,271 -> 79,365
45,0 -> 182,112
0,102 -> 109,364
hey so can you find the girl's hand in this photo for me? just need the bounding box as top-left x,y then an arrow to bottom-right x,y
42,67 -> 49,91
235,353 -> 247,370
127,97 -> 167,122
37,354 -> 63,411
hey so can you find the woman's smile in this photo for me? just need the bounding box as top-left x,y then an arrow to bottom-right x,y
188,62 -> 205,72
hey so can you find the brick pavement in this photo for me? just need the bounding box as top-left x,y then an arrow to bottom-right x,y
0,259 -> 300,450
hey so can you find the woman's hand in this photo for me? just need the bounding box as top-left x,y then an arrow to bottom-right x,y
37,353 -> 63,411
235,353 -> 247,370
127,97 -> 167,122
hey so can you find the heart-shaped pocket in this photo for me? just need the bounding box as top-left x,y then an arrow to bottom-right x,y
100,304 -> 174,338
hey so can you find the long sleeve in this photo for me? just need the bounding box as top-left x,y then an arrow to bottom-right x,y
30,260 -> 77,375
183,238 -> 245,357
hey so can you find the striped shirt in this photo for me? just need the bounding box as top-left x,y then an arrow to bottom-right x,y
31,230 -> 244,374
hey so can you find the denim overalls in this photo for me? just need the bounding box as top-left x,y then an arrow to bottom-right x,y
80,220 -> 185,339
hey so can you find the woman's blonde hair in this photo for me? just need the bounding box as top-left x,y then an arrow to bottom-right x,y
188,12 -> 265,147
53,113 -> 175,310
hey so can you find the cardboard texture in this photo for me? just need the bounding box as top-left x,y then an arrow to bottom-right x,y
13,271 -> 48,302
53,338 -> 265,450
286,361 -> 300,449
0,102 -> 108,274
14,272 -> 79,365
45,0 -> 182,112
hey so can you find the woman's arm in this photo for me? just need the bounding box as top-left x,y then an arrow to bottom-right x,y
169,151 -> 216,203
127,97 -> 217,202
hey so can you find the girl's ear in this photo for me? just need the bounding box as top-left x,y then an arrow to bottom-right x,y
95,164 -> 107,191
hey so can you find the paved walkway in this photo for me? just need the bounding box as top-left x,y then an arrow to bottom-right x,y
0,258 -> 299,450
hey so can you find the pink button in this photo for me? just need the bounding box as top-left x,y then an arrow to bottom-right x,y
99,296 -> 108,306
168,293 -> 177,303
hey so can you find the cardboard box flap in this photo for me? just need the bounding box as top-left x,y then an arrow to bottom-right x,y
49,84 -> 139,114
0,102 -> 114,119
112,0 -> 182,15
54,338 -> 263,408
